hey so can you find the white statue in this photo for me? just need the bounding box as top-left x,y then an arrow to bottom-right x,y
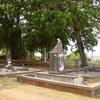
59,59 -> 64,72
5,58 -> 12,68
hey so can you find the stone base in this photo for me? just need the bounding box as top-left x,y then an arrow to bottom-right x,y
18,75 -> 100,97
0,71 -> 34,77
49,70 -> 66,74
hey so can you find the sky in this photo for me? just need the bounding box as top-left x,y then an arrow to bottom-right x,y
87,40 -> 100,59
66,39 -> 100,60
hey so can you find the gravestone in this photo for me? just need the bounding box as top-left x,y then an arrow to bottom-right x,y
5,58 -> 12,68
49,38 -> 65,73
4,58 -> 16,71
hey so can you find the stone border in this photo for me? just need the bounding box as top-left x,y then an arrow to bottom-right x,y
17,75 -> 100,97
0,71 -> 34,77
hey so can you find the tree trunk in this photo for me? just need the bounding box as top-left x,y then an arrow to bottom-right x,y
10,32 -> 22,60
6,47 -> 11,60
10,42 -> 21,59
29,51 -> 33,60
76,32 -> 88,67
42,48 -> 47,63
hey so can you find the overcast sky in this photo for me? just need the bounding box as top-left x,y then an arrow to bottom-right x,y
87,40 -> 100,58
66,39 -> 100,59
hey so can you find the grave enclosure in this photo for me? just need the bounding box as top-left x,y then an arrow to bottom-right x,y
0,58 -> 34,77
17,39 -> 100,97
0,39 -> 100,97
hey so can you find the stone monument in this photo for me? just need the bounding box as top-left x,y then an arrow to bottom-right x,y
4,57 -> 16,71
5,58 -> 12,68
49,38 -> 65,73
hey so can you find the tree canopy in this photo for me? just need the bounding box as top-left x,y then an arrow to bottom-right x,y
0,0 -> 100,66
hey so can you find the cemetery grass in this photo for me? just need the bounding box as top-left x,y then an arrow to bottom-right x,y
0,77 -> 99,100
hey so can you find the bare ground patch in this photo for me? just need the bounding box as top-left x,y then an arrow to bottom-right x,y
0,77 -> 99,100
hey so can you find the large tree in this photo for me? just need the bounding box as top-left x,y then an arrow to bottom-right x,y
0,0 -> 99,65
23,0 -> 69,61
0,0 -> 27,59
66,0 -> 100,67
27,0 -> 100,66
23,0 -> 100,65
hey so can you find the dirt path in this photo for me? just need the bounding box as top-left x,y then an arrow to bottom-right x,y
0,78 -> 99,100
0,85 -> 100,100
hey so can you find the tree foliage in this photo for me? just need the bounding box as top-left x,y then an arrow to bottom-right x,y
0,0 -> 100,66
0,0 -> 27,59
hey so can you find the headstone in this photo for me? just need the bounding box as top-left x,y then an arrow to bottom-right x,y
49,38 -> 65,73
5,58 -> 12,68
5,58 -> 16,71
